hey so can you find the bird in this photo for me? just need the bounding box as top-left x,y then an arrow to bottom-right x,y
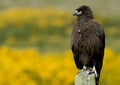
71,5 -> 105,85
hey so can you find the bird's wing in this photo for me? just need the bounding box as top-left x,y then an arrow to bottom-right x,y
91,20 -> 105,76
92,19 -> 105,48
70,22 -> 78,49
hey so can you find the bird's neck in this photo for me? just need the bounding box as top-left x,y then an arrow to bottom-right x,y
78,16 -> 93,22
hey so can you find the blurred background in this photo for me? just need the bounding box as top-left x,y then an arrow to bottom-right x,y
0,0 -> 120,85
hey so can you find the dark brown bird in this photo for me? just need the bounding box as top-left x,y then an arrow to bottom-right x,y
71,5 -> 105,85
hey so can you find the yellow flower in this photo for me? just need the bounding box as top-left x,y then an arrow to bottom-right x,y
0,47 -> 117,84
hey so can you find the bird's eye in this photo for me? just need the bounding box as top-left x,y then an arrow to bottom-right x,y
73,10 -> 82,16
78,11 -> 82,15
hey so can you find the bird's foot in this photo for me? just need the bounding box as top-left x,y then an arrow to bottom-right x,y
81,66 -> 87,72
88,66 -> 98,78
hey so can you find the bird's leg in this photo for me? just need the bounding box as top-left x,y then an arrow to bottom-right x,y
88,65 -> 98,79
92,65 -> 98,78
81,65 -> 87,72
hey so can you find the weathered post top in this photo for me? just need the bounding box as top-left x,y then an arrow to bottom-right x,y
75,70 -> 96,85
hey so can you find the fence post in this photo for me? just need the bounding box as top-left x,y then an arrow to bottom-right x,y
75,70 -> 96,85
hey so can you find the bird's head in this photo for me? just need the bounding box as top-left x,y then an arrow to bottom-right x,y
73,5 -> 93,19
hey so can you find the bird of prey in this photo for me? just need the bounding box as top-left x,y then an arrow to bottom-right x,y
71,5 -> 105,85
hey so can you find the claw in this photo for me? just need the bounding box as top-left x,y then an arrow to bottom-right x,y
82,65 -> 87,71
81,65 -> 98,78
92,65 -> 98,77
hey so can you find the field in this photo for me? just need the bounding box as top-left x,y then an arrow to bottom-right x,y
0,8 -> 120,52
0,47 -> 120,85
0,7 -> 120,85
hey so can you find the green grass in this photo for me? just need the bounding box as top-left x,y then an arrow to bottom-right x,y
0,8 -> 120,53
0,19 -> 119,53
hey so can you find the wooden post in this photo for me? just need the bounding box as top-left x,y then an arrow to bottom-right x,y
75,70 -> 96,85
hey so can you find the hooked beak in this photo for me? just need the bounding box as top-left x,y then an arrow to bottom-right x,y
73,10 -> 82,16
